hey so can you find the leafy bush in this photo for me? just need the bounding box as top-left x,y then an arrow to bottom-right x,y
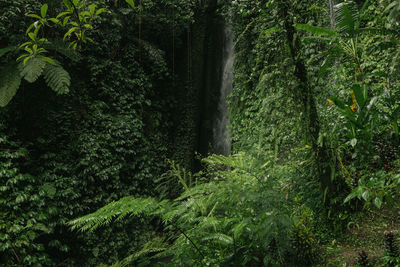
0,129 -> 52,266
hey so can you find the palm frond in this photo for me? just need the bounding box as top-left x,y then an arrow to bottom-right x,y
296,24 -> 337,37
0,63 -> 22,107
335,1 -> 359,37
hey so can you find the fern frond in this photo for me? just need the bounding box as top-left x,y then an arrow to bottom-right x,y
68,197 -> 168,232
0,63 -> 22,107
21,57 -> 46,83
203,153 -> 258,175
42,62 -> 71,94
109,237 -> 168,267
296,24 -> 337,37
201,233 -> 233,246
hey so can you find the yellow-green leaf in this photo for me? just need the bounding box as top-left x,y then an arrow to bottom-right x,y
125,0 -> 135,8
41,4 -> 48,18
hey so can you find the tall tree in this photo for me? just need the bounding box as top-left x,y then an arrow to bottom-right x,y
277,0 -> 334,201
329,0 -> 336,29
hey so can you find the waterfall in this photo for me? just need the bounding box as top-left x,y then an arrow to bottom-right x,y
213,22 -> 234,156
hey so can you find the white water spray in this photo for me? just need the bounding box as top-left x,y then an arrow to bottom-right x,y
213,23 -> 234,156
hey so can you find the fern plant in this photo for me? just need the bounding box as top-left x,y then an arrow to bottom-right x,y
69,153 -> 319,266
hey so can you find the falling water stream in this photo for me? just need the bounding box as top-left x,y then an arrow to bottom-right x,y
212,22 -> 234,156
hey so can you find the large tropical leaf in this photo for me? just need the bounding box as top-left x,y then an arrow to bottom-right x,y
335,1 -> 359,37
0,63 -> 22,107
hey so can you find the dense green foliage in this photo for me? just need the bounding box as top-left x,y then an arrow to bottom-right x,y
2,0 -> 400,266
0,0 -> 199,265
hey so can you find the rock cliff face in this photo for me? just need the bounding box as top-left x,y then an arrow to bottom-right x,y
172,0 -> 227,170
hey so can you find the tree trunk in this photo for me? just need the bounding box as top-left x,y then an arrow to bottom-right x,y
329,0 -> 336,29
278,0 -> 333,202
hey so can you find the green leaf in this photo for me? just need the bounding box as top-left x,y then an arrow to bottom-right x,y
26,23 -> 36,34
38,56 -> 57,65
19,42 -> 32,49
27,14 -> 42,20
63,27 -> 78,40
56,11 -> 72,19
374,197 -> 382,209
89,4 -> 96,16
41,4 -> 48,18
350,138 -> 357,147
21,57 -> 46,83
95,8 -> 108,16
264,27 -> 281,36
48,18 -> 60,24
344,190 -> 358,203
125,0 -> 135,8
352,84 -> 367,108
62,16 -> 70,26
63,0 -> 72,10
83,24 -> 93,29
0,64 -> 22,107
42,183 -> 56,198
361,190 -> 370,201
23,56 -> 30,66
24,47 -> 33,54
16,54 -> 29,62
69,21 -> 79,27
28,32 -> 36,42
